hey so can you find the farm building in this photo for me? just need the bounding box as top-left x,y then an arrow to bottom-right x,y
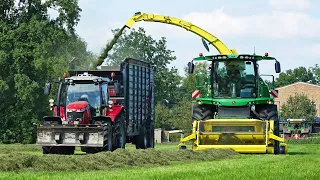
274,81 -> 320,119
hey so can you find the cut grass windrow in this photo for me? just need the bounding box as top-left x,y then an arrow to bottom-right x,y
0,148 -> 237,172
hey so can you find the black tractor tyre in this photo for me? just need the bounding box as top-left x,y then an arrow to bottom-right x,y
264,108 -> 280,155
42,146 -> 50,154
102,121 -> 113,152
82,121 -> 113,154
280,146 -> 286,154
135,126 -> 147,149
44,146 -> 75,155
192,105 -> 213,120
113,113 -> 126,150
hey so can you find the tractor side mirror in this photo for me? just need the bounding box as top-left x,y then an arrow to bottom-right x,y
44,83 -> 52,96
275,60 -> 281,73
114,82 -> 121,94
188,62 -> 194,74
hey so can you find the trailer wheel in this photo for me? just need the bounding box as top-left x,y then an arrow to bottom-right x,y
146,122 -> 155,148
113,112 -> 126,150
136,126 -> 147,149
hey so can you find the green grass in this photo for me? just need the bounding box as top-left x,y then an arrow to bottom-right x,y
0,143 -> 319,179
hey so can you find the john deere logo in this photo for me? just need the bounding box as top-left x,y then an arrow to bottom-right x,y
232,101 -> 236,104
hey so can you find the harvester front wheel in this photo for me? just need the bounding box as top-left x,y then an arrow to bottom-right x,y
192,105 -> 213,120
265,109 -> 280,154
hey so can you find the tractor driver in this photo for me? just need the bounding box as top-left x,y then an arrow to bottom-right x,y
78,94 -> 96,119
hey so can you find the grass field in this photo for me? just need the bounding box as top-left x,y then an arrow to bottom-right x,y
0,143 -> 319,180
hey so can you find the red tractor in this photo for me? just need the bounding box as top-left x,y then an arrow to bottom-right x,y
37,58 -> 155,154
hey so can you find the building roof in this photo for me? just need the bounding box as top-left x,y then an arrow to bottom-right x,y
276,82 -> 320,90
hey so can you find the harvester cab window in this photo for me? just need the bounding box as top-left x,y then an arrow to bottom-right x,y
213,60 -> 256,98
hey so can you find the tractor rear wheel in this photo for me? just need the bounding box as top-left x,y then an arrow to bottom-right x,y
192,105 -> 213,120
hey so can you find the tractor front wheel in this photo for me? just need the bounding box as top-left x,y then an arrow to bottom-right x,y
113,112 -> 126,150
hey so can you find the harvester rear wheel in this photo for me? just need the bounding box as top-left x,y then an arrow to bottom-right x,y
192,105 -> 213,120
113,112 -> 126,150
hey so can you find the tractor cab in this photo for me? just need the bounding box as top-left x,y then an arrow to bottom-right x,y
44,72 -> 121,125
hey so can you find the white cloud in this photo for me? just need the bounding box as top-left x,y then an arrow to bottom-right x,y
297,44 -> 320,57
76,24 -> 115,54
181,8 -> 320,39
268,0 -> 311,10
117,7 -> 320,41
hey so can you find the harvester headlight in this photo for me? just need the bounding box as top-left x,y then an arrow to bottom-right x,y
197,100 -> 202,105
222,56 -> 227,59
239,56 -> 244,59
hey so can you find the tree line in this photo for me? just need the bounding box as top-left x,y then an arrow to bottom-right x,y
0,1 -> 318,143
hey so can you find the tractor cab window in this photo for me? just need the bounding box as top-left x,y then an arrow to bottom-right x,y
213,60 -> 256,98
66,82 -> 101,108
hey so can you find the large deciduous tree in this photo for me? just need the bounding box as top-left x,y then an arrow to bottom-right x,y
275,66 -> 317,87
0,0 -> 95,143
104,27 -> 182,104
281,94 -> 317,121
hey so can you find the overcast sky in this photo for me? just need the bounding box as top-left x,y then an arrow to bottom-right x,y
71,0 -> 319,78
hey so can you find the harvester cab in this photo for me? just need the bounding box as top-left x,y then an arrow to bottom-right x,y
179,53 -> 288,154
283,119 -> 312,139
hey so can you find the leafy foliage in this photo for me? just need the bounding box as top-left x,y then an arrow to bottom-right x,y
275,65 -> 319,87
281,94 -> 317,121
0,0 -> 95,143
104,27 -> 183,104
